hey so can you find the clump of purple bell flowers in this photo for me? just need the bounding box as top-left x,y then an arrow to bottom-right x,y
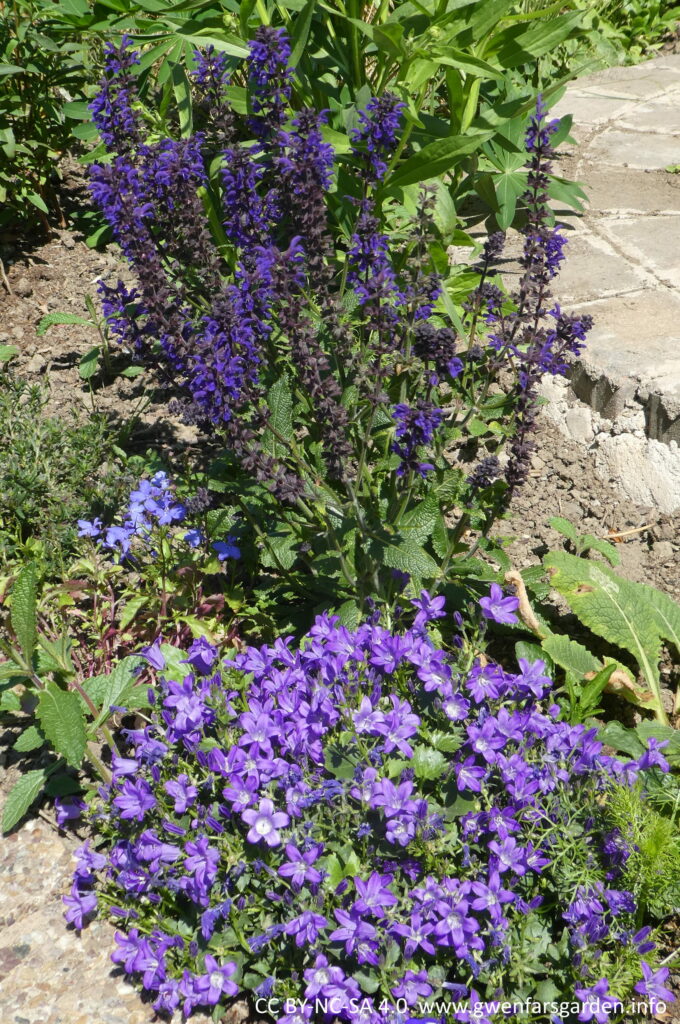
67,594 -> 670,1022
77,471 -> 239,564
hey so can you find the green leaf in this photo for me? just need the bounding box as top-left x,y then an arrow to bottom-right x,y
26,192 -> 49,214
380,539 -> 439,578
2,769 -> 48,832
262,374 -> 293,457
176,33 -> 248,58
597,720 -> 645,759
544,551 -> 666,721
636,722 -> 680,766
119,595 -> 149,631
36,683 -> 87,767
261,532 -> 298,571
398,495 -> 439,543
515,640 -> 553,672
578,534 -> 620,566
389,131 -> 493,189
412,745 -> 447,780
431,49 -> 503,81
171,62 -> 193,138
37,311 -> 92,336
549,515 -> 578,542
36,635 -> 74,676
0,344 -> 19,363
78,346 -> 100,380
0,689 -> 22,712
496,12 -> 584,67
289,0 -> 317,66
157,644 -> 188,683
13,724 -> 45,752
92,656 -> 144,728
628,580 -> 680,657
119,365 -> 144,378
10,563 -> 37,666
541,634 -> 600,678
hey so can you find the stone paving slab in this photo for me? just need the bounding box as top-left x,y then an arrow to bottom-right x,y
550,55 -> 680,453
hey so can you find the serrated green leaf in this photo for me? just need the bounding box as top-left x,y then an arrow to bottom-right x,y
36,683 -> 87,766
36,312 -> 93,336
398,495 -> 439,543
262,374 -> 293,457
261,532 -> 298,571
0,689 -> 22,712
579,534 -> 620,566
13,724 -> 45,752
2,768 -> 48,832
119,365 -> 144,378
412,745 -> 447,780
10,563 -> 37,666
380,539 -> 438,578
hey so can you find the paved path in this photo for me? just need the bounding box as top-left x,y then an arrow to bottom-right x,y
552,56 -> 680,444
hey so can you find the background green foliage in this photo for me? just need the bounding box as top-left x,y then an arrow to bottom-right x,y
0,373 -> 131,574
3,0 -> 677,232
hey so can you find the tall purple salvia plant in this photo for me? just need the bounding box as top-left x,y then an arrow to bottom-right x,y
88,35 -> 590,608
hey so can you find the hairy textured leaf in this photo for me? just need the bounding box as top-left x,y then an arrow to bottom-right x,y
629,581 -> 680,657
36,683 -> 87,766
598,721 -> 645,759
262,374 -> 293,457
36,311 -> 92,336
544,551 -> 666,721
2,768 -> 48,833
380,539 -> 438,579
398,495 -> 439,543
13,724 -> 45,752
412,746 -> 447,780
541,634 -> 600,678
10,563 -> 37,666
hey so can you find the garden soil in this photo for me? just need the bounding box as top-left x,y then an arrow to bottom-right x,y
1,192 -> 679,1021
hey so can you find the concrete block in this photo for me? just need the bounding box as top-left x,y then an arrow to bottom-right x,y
587,130 -> 680,170
555,231 -> 647,301
594,434 -> 680,512
601,214 -> 680,286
